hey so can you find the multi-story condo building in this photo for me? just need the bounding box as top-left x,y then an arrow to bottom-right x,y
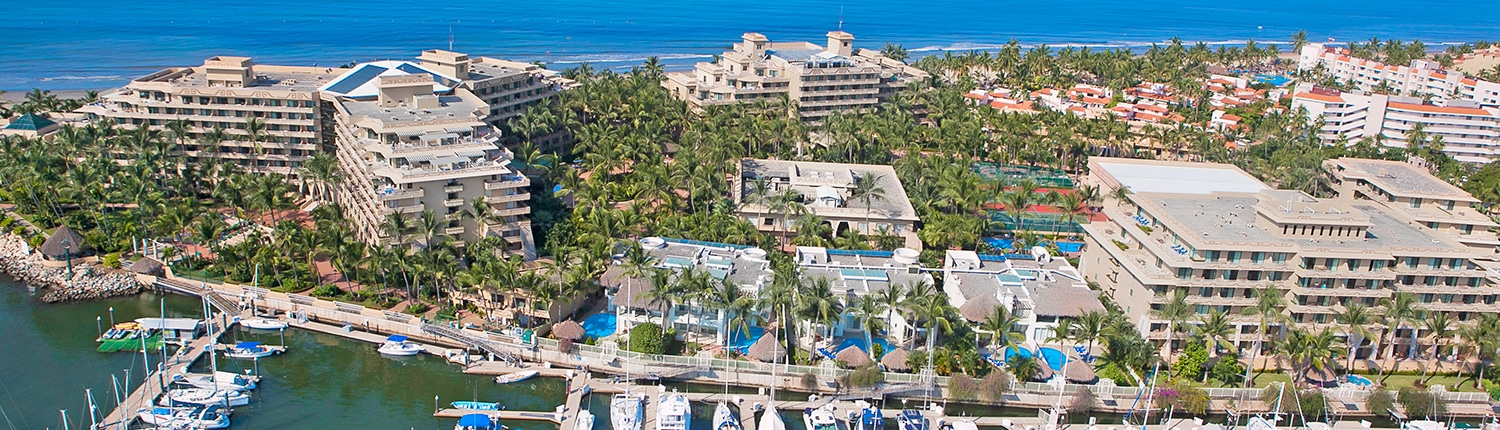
733,159 -> 921,249
321,60 -> 535,257
942,249 -> 1101,345
1299,43 -> 1500,108
1323,158 -> 1499,257
663,31 -> 929,121
1080,158 -> 1500,357
78,56 -> 343,174
412,50 -> 577,147
1292,86 -> 1500,163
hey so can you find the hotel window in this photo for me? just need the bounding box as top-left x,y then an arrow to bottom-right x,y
1227,251 -> 1241,262
1272,253 -> 1287,263
1177,268 -> 1191,279
1251,252 -> 1264,263
1429,258 -> 1441,269
1410,197 -> 1422,208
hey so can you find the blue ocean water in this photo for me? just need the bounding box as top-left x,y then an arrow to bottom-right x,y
5,0 -> 1500,90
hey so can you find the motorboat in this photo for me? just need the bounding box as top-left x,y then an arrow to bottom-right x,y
495,370 -> 540,384
174,371 -> 257,391
656,390 -> 692,430
854,402 -> 883,430
1404,421 -> 1448,430
455,413 -> 501,430
222,341 -> 284,359
803,405 -> 838,430
138,405 -> 231,429
898,410 -> 927,430
160,388 -> 250,407
714,402 -> 741,430
453,401 -> 503,411
378,335 -> 424,356
241,318 -> 289,330
610,392 -> 645,430
577,410 -> 596,430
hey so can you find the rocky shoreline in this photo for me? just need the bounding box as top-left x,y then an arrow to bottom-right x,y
0,233 -> 143,302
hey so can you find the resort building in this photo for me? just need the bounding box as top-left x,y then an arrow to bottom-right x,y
1298,43 -> 1500,108
1079,158 -> 1500,356
78,56 -> 343,175
733,159 -> 921,249
941,249 -> 1102,345
662,31 -> 929,121
411,50 -> 577,148
602,237 -> 775,344
1323,158 -> 1499,257
321,59 -> 536,257
793,246 -> 930,352
1291,86 -> 1500,163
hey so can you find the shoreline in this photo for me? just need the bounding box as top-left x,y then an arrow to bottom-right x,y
0,232 -> 144,302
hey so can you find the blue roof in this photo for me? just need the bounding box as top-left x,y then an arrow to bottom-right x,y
397,63 -> 448,84
324,65 -> 388,95
386,335 -> 408,342
458,414 -> 491,427
235,341 -> 261,349
5,113 -> 56,131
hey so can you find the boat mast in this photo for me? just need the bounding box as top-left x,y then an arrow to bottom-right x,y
1138,361 -> 1161,430
86,389 -> 98,428
59,409 -> 69,430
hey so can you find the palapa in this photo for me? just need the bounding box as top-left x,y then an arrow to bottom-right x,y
39,225 -> 86,260
127,257 -> 165,276
552,319 -> 586,340
1063,360 -> 1097,383
834,345 -> 871,367
881,347 -> 911,371
746,333 -> 785,362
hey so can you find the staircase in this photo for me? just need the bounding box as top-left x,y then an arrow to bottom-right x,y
421,323 -> 522,364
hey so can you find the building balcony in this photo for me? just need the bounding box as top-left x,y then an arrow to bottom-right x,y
485,193 -> 530,204
445,226 -> 467,236
484,176 -> 530,190
371,158 -> 518,184
443,198 -> 465,208
444,185 -> 464,193
375,187 -> 424,201
385,203 -> 424,214
1289,284 -> 1393,298
493,207 -> 530,218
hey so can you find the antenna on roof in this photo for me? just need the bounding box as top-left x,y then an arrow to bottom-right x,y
838,5 -> 844,30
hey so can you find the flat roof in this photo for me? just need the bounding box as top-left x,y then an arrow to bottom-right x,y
1142,193 -> 1467,253
143,64 -> 342,93
134,317 -> 201,331
1092,158 -> 1268,195
1326,158 -> 1477,201
739,159 -> 918,219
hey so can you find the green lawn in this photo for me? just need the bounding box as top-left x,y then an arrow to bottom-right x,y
1373,374 -> 1485,392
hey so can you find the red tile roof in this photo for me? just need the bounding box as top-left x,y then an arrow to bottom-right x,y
1387,101 -> 1494,116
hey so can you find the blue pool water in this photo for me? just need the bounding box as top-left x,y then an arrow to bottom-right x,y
581,313 -> 617,340
1346,374 -> 1373,386
726,326 -> 766,353
833,337 -> 896,359
1001,346 -> 1034,362
1038,347 -> 1066,371
984,238 -> 1084,253
1254,74 -> 1292,86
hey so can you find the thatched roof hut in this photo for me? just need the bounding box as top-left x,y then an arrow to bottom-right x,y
747,333 -> 785,362
127,258 -> 165,276
1063,360 -> 1097,383
835,345 -> 871,368
881,347 -> 911,371
39,225 -> 87,260
1032,362 -> 1055,381
553,320 -> 585,340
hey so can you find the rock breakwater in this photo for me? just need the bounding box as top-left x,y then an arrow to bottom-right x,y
0,233 -> 143,302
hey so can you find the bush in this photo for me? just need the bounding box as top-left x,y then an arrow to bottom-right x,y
1137,225 -> 1154,233
1112,239 -> 1130,250
979,370 -> 1013,402
1208,353 -> 1246,386
27,235 -> 43,249
1068,387 -> 1096,414
949,374 -> 979,400
0,217 -> 12,229
627,323 -> 667,355
406,302 -> 431,315
848,364 -> 886,388
310,284 -> 341,298
1489,386 -> 1500,402
1156,380 -> 1210,415
1173,343 -> 1209,380
101,253 -> 121,269
1366,389 -> 1395,415
800,372 -> 818,389
1397,386 -> 1446,418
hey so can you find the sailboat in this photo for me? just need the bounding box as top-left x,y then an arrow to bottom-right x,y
758,322 -> 786,430
160,388 -> 251,407
455,413 -> 503,430
714,402 -> 741,430
576,410 -> 596,430
612,278 -> 647,430
137,405 -> 231,429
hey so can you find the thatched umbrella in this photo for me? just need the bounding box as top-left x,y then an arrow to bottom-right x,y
881,347 -> 911,371
1063,360 -> 1098,383
128,258 -> 165,276
1032,362 -> 1055,381
553,320 -> 585,340
835,345 -> 871,368
1304,366 -> 1337,387
747,333 -> 785,362
39,225 -> 86,260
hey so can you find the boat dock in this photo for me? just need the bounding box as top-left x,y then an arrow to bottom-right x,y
96,319 -> 228,428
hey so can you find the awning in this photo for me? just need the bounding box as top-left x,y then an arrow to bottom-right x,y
134,318 -> 201,331
235,341 -> 261,349
386,335 -> 408,342
402,153 -> 435,163
454,148 -> 488,158
421,132 -> 459,142
433,156 -> 470,166
395,129 -> 425,138
444,125 -> 473,133
458,414 -> 491,427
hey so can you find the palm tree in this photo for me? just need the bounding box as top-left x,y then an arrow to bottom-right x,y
1422,311 -> 1453,380
1336,303 -> 1375,372
850,295 -> 889,359
1240,284 -> 1287,387
1154,290 -> 1193,360
880,43 -> 910,63
242,117 -> 270,174
1197,308 -> 1234,357
846,172 -> 889,244
911,294 -> 958,375
1378,291 -> 1419,380
796,276 -> 844,345
1284,325 -> 1342,383
1063,310 -> 1110,355
979,305 -> 1024,354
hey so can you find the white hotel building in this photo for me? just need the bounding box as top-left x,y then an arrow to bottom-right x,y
1298,43 -> 1500,108
1291,86 -> 1500,163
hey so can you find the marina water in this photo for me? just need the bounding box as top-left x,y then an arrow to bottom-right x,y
0,277 -> 565,429
6,0 -> 1500,90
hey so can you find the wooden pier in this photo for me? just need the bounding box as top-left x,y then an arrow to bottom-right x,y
96,320 -> 228,429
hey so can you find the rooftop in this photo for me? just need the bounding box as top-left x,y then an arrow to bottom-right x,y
1091,158 -> 1269,195
1141,192 -> 1467,253
139,63 -> 341,93
738,159 -> 918,220
319,61 -> 458,98
1326,158 -> 1477,201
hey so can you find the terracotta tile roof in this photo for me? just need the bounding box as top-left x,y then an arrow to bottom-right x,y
1294,92 -> 1344,103
1135,103 -> 1168,113
1222,114 -> 1242,121
1387,101 -> 1494,116
1136,112 -> 1166,122
1462,78 -> 1478,85
962,92 -> 985,100
1081,96 -> 1111,105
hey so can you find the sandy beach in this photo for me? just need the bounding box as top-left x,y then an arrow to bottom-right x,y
0,88 -> 100,103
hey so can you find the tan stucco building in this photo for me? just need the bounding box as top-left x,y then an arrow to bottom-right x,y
1079,158 -> 1500,357
732,158 -> 920,249
663,31 -> 928,121
1323,157 -> 1500,257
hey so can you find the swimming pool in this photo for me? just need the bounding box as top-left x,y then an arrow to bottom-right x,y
1346,374 -> 1373,386
1001,346 -> 1033,362
1038,347 -> 1065,371
581,313 -> 617,340
833,337 -> 896,358
984,238 -> 1084,253
726,326 -> 766,353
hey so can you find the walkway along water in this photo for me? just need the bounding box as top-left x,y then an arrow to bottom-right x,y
141,273 -> 1497,424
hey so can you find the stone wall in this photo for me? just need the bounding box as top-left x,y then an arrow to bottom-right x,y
0,233 -> 142,302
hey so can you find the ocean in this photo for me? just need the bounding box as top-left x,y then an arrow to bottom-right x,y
3,0 -> 1500,91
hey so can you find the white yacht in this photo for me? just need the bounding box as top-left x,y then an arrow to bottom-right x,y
656,389 -> 692,430
378,335 -> 424,356
222,341 -> 284,359
241,318 -> 289,330
138,405 -> 231,429
576,410 -> 596,430
610,392 -> 645,430
160,388 -> 250,407
803,405 -> 838,430
174,371 -> 257,391
714,402 -> 741,430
